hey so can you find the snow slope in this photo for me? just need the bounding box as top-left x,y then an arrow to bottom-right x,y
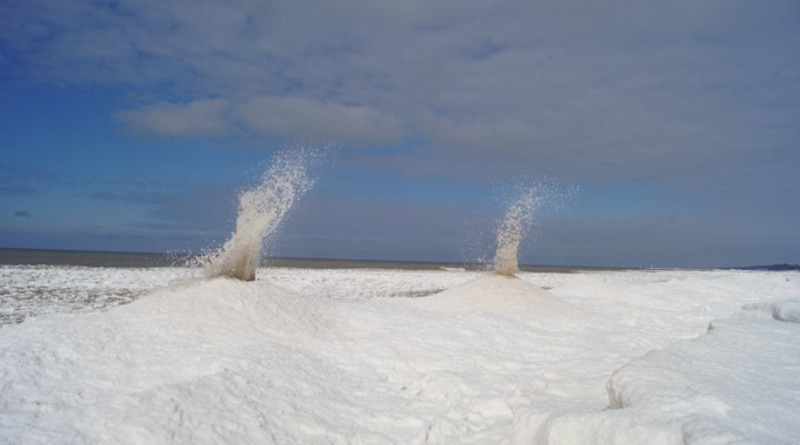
1,268 -> 798,444
515,298 -> 800,444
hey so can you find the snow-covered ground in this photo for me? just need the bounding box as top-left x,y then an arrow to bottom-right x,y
1,266 -> 798,444
0,265 -> 190,325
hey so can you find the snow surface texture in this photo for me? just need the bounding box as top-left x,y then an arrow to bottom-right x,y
1,268 -> 799,444
0,265 -> 189,325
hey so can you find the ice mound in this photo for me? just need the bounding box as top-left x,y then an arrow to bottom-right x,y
410,274 -> 581,319
0,279 -> 345,444
514,307 -> 800,444
88,277 -> 339,343
0,278 -> 339,391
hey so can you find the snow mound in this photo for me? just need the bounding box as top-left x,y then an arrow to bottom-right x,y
410,273 -> 581,319
112,277 -> 340,339
514,309 -> 800,444
743,297 -> 800,323
0,278 -> 345,444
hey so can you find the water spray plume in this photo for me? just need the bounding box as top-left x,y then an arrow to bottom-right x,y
203,149 -> 318,281
494,189 -> 537,277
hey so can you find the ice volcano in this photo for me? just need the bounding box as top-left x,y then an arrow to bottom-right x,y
203,149 -> 317,281
415,188 -> 579,318
494,189 -> 536,277
414,274 -> 579,318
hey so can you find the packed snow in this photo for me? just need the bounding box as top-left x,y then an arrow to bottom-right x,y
1,266 -> 799,444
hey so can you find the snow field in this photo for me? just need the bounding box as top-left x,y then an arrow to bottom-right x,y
0,265 -> 190,325
0,268 -> 798,444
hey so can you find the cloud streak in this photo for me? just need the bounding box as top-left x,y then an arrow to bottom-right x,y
237,97 -> 403,145
115,99 -> 231,137
115,96 -> 404,145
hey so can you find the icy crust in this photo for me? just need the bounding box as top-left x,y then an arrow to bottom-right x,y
516,301 -> 800,444
0,265 -> 192,325
743,298 -> 800,323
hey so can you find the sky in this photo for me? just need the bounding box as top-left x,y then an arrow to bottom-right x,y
1,0 -> 798,268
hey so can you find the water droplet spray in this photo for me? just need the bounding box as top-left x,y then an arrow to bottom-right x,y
203,148 -> 318,281
494,189 -> 537,277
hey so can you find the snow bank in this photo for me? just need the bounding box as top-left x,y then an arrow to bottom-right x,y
0,278 -> 345,443
514,297 -> 800,444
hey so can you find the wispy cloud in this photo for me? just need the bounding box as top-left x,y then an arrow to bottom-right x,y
0,165 -> 58,195
236,97 -> 403,145
6,0 -> 795,183
0,185 -> 38,196
115,96 -> 404,144
115,98 -> 231,137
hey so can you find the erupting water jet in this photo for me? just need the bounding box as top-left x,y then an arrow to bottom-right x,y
494,189 -> 537,277
203,149 -> 317,281
412,186 -> 580,317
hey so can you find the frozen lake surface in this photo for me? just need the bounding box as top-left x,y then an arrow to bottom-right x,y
1,265 -> 798,443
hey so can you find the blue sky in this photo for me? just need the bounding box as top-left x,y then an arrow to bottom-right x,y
1,0 -> 799,268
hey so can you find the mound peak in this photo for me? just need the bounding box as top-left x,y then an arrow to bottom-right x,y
410,273 -> 581,319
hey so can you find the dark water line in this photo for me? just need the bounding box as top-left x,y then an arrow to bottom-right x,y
0,248 -> 636,272
0,248 -> 189,268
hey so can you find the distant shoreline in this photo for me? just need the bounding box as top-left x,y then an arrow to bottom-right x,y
0,247 -> 633,272
0,248 -> 187,268
3,247 -> 794,272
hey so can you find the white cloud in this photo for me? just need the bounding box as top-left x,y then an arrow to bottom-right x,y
115,98 -> 231,137
114,96 -> 404,144
236,97 -> 404,146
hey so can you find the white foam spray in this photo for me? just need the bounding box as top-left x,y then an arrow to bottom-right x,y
494,189 -> 537,277
203,148 -> 318,281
